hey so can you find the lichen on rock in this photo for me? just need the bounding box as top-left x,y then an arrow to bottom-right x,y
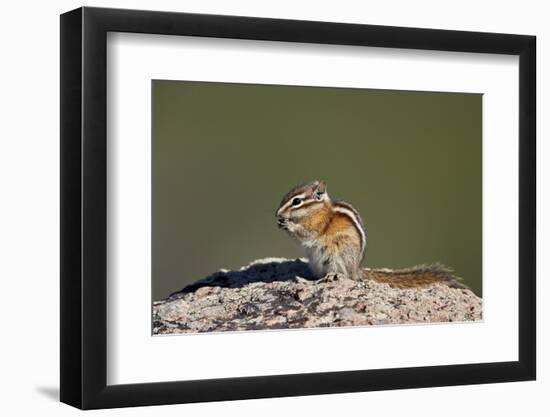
153,258 -> 482,334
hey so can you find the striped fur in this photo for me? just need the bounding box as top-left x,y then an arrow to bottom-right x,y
276,180 -> 366,280
333,201 -> 366,256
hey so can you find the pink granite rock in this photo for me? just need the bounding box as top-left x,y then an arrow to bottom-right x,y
153,258 -> 482,334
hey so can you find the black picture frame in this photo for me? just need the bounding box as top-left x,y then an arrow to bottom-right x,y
60,6 -> 536,410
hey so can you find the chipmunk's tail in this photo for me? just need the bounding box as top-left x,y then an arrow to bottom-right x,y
363,263 -> 467,289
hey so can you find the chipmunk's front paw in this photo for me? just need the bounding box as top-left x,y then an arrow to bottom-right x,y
316,272 -> 342,283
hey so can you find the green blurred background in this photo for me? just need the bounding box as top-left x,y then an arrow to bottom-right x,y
152,80 -> 482,300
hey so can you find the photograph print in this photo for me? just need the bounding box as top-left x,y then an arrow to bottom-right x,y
151,80 -> 482,335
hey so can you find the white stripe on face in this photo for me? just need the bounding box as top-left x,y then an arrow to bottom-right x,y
277,193 -> 307,216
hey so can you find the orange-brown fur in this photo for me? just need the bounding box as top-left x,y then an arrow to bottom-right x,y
322,213 -> 362,256
327,212 -> 358,239
301,205 -> 362,250
301,203 -> 332,236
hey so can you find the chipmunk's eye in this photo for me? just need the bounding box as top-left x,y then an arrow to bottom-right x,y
292,198 -> 302,206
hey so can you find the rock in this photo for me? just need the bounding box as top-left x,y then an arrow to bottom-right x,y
153,258 -> 482,334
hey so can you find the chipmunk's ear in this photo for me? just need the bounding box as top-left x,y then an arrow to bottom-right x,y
315,180 -> 327,198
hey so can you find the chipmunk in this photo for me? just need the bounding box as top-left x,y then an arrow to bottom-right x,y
275,180 -> 465,289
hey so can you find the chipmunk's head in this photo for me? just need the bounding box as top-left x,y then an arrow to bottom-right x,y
275,180 -> 330,232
